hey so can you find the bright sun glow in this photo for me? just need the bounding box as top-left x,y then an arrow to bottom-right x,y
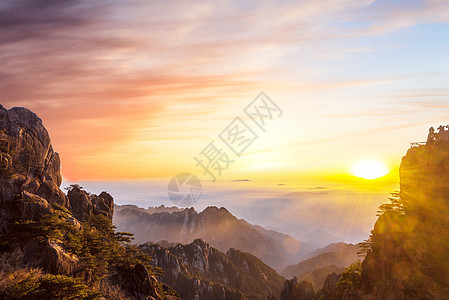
351,159 -> 389,180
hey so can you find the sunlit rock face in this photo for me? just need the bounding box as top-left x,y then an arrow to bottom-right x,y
0,106 -> 115,274
0,105 -> 67,235
67,185 -> 114,221
359,127 -> 449,299
0,107 -> 177,299
0,105 -> 115,233
400,129 -> 449,216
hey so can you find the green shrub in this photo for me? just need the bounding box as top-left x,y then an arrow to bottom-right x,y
6,271 -> 101,300
334,260 -> 362,298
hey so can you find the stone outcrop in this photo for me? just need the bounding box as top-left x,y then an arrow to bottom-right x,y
0,106 -> 178,300
115,263 -> 178,300
23,239 -> 81,275
0,105 -> 67,235
139,239 -> 284,300
67,185 -> 114,221
357,127 -> 449,299
0,105 -> 113,230
0,106 -> 87,275
280,277 -> 314,300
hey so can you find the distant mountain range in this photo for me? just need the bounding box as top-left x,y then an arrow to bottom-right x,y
281,243 -> 360,279
114,205 -> 317,271
296,265 -> 345,290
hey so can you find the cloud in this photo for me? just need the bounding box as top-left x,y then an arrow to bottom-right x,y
2,0 -> 449,179
185,184 -> 390,244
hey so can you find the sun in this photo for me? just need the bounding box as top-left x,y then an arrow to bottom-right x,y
351,159 -> 389,180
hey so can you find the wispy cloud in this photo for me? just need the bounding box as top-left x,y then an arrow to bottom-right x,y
1,0 -> 449,180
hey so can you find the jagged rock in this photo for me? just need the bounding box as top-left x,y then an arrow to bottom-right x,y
0,106 -> 67,233
67,185 -> 114,221
114,262 -> 175,300
20,191 -> 53,221
0,106 -> 62,186
36,180 -> 68,208
139,239 -> 284,300
67,185 -> 93,221
280,277 -> 314,300
0,107 -> 85,278
93,191 -> 114,219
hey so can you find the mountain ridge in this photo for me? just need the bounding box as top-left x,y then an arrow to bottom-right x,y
139,238 -> 285,299
114,204 -> 317,272
281,243 -> 360,279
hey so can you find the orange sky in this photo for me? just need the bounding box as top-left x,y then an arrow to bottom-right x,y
4,0 -> 449,243
2,0 -> 449,189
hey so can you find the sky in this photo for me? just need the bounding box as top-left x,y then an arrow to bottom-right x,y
2,0 -> 449,243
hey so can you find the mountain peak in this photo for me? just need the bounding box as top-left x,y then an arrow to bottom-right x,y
201,206 -> 232,216
114,203 -> 315,272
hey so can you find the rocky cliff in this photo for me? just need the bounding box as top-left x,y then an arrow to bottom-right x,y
0,106 -> 178,299
0,106 -> 114,273
139,239 -> 285,300
280,277 -> 314,300
0,105 -> 114,231
357,127 -> 449,299
0,105 -> 66,232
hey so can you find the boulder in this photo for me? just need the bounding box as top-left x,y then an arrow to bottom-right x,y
67,185 -> 93,221
67,186 -> 114,221
23,239 -> 80,275
92,191 -> 114,219
20,191 -> 53,221
36,180 -> 68,208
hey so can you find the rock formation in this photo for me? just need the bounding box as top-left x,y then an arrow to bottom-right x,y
67,185 -> 113,221
0,105 -> 66,233
139,239 -> 284,300
0,106 -> 177,299
280,277 -> 314,300
357,127 -> 449,299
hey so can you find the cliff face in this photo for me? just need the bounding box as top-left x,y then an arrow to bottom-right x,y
0,105 -> 67,233
400,132 -> 449,216
139,239 -> 284,300
0,106 -> 177,299
280,278 -> 314,300
0,105 -> 114,236
359,128 -> 449,299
